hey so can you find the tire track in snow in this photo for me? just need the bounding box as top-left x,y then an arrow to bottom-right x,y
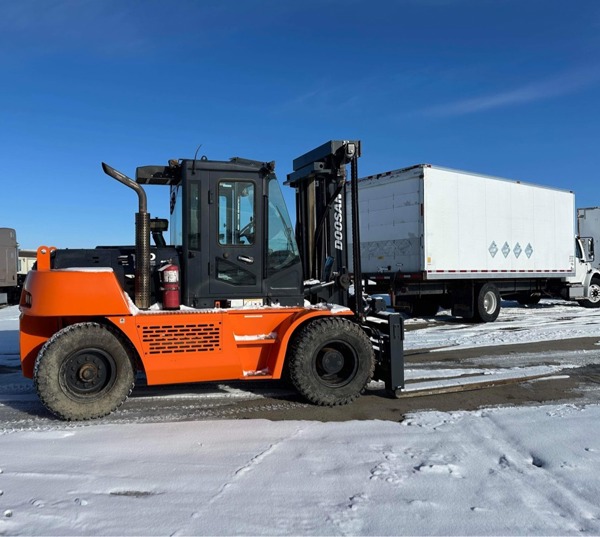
172,425 -> 307,536
209,425 -> 306,505
466,409 -> 600,533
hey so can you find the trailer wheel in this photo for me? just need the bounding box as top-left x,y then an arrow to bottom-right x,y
579,277 -> 600,308
287,317 -> 374,406
473,283 -> 501,322
34,322 -> 135,420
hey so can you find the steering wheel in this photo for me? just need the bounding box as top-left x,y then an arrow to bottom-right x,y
238,220 -> 255,243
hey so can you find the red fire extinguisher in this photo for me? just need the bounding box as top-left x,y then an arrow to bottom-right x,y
159,261 -> 180,310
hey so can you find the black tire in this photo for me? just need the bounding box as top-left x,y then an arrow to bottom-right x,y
34,322 -> 136,420
517,292 -> 542,306
578,277 -> 600,308
473,283 -> 501,323
287,317 -> 374,406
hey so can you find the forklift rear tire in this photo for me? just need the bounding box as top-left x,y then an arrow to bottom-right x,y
34,322 -> 136,421
287,317 -> 374,406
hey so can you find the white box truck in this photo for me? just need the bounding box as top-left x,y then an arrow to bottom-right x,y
353,165 -> 600,322
578,207 -> 600,271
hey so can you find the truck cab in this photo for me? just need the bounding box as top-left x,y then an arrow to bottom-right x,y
577,236 -> 594,265
566,236 -> 600,307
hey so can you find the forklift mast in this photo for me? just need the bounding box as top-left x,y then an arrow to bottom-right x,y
286,140 -> 364,317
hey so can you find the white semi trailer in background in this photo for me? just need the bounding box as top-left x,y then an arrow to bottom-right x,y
353,164 -> 600,322
0,228 -> 18,306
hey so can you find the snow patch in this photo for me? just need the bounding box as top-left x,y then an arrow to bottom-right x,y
234,332 -> 277,342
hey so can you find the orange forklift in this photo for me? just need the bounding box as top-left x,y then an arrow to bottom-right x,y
19,140 -> 403,420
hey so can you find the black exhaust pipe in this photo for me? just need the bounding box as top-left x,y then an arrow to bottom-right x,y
101,162 -> 151,310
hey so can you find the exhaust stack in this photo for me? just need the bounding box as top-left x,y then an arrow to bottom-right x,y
101,162 -> 151,310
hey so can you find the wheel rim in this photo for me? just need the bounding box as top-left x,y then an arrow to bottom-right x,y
483,291 -> 498,314
60,348 -> 117,398
589,284 -> 600,303
313,343 -> 359,388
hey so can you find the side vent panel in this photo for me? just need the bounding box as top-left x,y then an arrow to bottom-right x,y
141,323 -> 221,354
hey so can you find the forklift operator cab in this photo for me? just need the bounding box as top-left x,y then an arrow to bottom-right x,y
156,157 -> 303,309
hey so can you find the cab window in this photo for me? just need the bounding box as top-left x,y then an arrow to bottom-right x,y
266,178 -> 300,275
218,181 -> 255,245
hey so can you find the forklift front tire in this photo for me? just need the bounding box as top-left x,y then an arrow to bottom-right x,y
34,322 -> 136,421
287,317 -> 375,406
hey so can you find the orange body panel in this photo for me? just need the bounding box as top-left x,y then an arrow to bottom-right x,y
21,268 -> 131,317
19,251 -> 351,385
104,307 -> 341,385
20,314 -> 60,378
19,262 -> 132,378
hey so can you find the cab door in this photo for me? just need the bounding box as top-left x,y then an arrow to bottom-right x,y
208,175 -> 264,303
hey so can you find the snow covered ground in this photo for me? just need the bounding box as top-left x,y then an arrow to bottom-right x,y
403,298 -> 600,352
1,301 -> 600,535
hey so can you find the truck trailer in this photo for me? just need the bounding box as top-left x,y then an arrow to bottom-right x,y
0,228 -> 18,306
354,164 -> 600,322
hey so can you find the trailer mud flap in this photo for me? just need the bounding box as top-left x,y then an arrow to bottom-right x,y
451,284 -> 475,319
365,312 -> 404,392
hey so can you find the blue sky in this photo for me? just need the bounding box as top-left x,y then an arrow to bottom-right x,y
2,0 -> 599,248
